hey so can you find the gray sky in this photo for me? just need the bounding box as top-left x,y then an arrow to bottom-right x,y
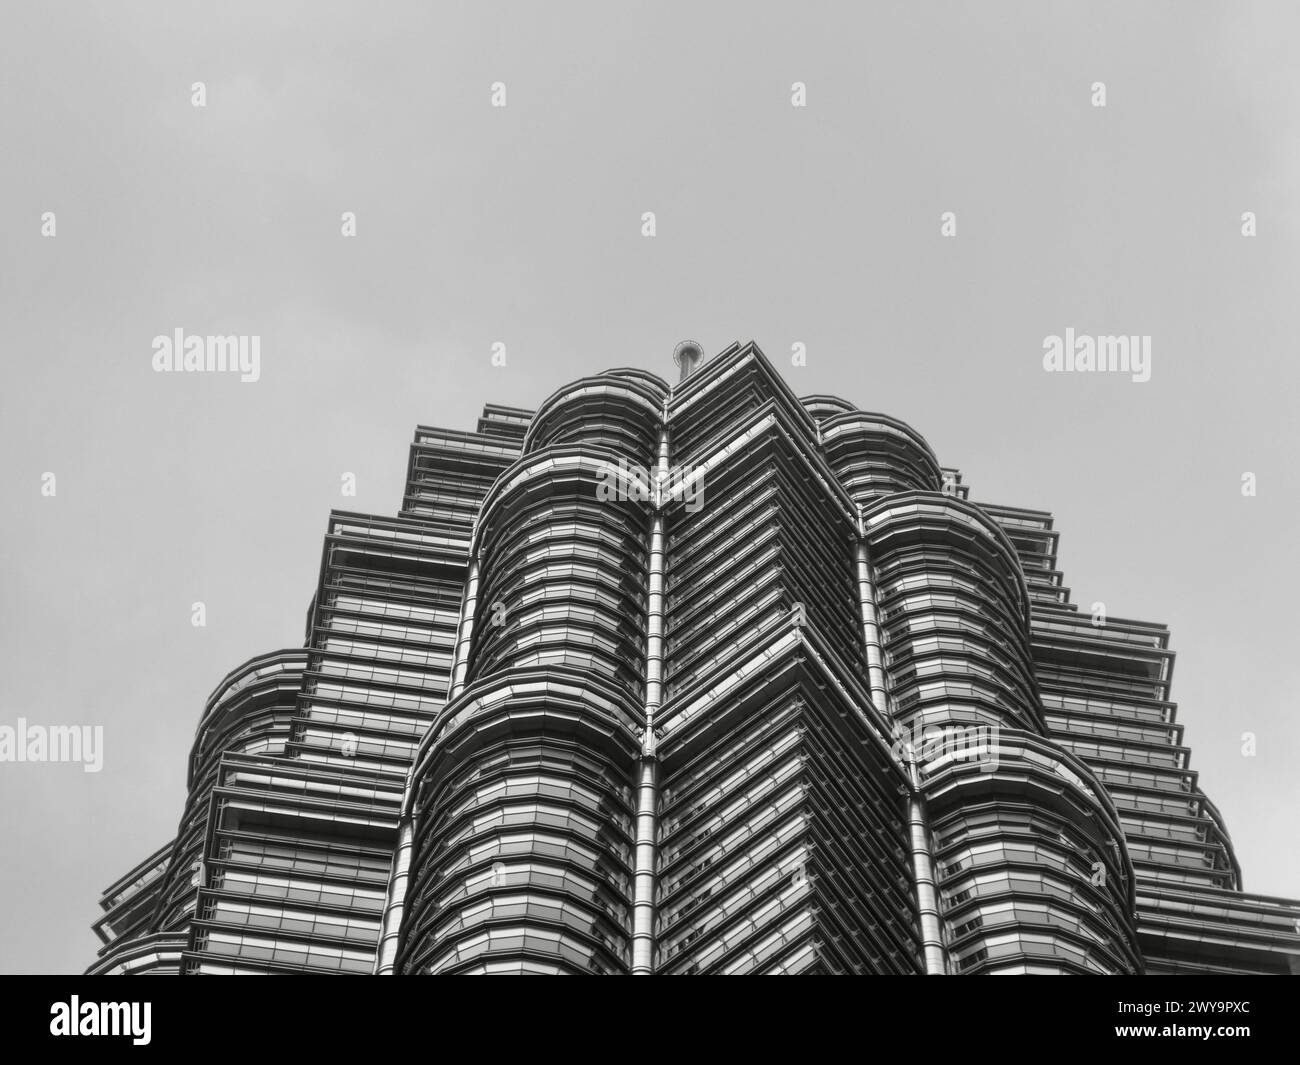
1,0 -> 1297,974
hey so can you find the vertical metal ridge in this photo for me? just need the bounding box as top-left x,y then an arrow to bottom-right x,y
854,536 -> 888,714
374,820 -> 413,975
632,420 -> 670,974
856,512 -> 947,975
448,552 -> 481,699
908,780 -> 947,975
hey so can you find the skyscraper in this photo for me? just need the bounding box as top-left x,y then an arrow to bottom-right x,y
89,342 -> 1300,975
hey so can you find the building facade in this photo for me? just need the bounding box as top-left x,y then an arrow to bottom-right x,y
90,342 -> 1300,975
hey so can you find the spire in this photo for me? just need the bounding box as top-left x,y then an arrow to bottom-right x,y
672,340 -> 703,382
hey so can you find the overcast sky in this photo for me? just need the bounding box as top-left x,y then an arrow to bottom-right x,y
2,0 -> 1298,974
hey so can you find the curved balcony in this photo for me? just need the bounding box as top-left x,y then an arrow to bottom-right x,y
468,447 -> 651,701
597,366 -> 671,392
149,650 -> 307,936
863,494 -> 1042,735
397,669 -> 642,974
921,730 -> 1143,974
799,394 -> 858,422
522,374 -> 666,461
821,411 -> 944,501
